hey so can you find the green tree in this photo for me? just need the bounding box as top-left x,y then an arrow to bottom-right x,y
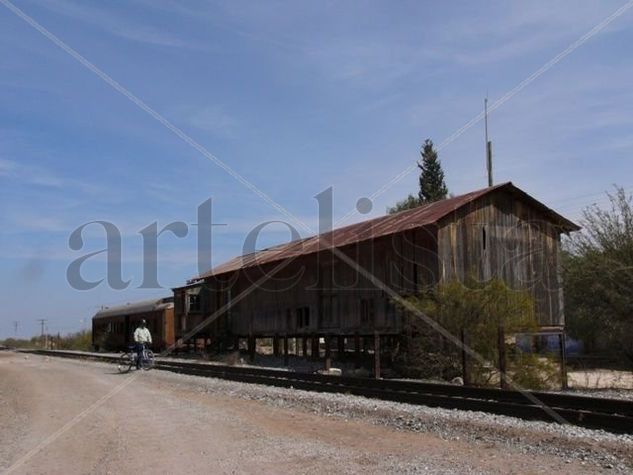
57,330 -> 93,351
386,194 -> 419,214
418,139 -> 448,203
394,278 -> 559,389
563,186 -> 633,365
387,139 -> 448,214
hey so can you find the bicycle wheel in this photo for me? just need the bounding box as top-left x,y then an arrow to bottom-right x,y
117,353 -> 133,373
141,350 -> 155,370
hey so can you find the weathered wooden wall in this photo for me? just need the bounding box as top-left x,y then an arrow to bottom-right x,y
175,227 -> 439,340
173,189 -> 568,341
436,191 -> 565,326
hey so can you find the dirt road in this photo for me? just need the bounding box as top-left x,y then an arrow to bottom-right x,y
0,352 -> 624,474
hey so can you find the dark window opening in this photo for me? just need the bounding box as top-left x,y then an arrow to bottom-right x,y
384,300 -> 396,323
296,307 -> 310,328
360,298 -> 375,325
482,227 -> 487,251
189,294 -> 201,312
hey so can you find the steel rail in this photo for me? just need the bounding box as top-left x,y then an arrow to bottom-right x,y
25,350 -> 633,434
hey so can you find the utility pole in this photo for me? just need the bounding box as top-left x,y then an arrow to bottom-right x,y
37,319 -> 47,348
484,97 -> 493,187
13,321 -> 18,337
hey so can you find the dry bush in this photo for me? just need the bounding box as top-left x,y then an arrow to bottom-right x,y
509,353 -> 561,390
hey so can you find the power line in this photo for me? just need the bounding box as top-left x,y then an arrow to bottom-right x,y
36,319 -> 48,349
36,319 -> 46,337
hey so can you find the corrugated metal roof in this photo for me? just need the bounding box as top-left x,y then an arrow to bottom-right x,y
191,182 -> 579,282
93,297 -> 173,320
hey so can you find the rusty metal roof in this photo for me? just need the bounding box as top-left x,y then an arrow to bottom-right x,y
93,297 -> 174,320
191,182 -> 579,282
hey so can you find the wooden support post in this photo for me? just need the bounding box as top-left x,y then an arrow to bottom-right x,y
338,336 -> 345,360
311,334 -> 320,360
354,332 -> 361,369
283,335 -> 289,366
218,337 -> 224,353
373,332 -> 381,379
234,335 -> 240,352
498,325 -> 507,389
461,329 -> 470,386
302,336 -> 308,357
559,331 -> 569,390
248,336 -> 256,363
324,335 -> 331,371
273,334 -> 280,357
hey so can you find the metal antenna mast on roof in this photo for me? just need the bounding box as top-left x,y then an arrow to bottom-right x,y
485,97 -> 493,187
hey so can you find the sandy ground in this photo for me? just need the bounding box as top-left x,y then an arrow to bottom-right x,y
568,369 -> 633,390
0,352 -> 624,474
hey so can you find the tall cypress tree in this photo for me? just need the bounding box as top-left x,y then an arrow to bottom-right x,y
418,139 -> 448,203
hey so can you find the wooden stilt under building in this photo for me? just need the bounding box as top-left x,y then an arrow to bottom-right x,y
337,336 -> 345,360
324,335 -> 331,371
374,331 -> 381,379
354,332 -> 361,369
248,335 -> 256,363
311,334 -> 319,360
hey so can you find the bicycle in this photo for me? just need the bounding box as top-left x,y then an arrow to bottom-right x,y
117,343 -> 155,373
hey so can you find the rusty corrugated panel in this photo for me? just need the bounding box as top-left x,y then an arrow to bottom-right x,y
194,182 -> 579,280
93,297 -> 174,320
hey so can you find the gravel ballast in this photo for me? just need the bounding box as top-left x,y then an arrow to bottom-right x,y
9,354 -> 630,473
139,365 -> 633,473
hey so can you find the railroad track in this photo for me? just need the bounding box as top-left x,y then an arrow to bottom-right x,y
27,349 -> 633,434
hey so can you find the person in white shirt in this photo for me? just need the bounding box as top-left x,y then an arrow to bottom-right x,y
133,320 -> 152,369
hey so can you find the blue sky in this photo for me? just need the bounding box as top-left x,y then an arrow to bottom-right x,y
1,0 -> 632,338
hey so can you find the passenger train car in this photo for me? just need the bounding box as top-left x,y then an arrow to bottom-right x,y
92,297 -> 174,352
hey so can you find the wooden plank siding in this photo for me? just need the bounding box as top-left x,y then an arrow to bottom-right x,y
436,190 -> 565,326
175,228 -> 441,341
173,184 -> 576,343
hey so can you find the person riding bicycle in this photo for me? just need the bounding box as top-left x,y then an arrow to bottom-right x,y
133,319 -> 152,369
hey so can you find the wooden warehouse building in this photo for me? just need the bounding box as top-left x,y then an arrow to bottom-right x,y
172,182 -> 579,359
92,297 -> 175,351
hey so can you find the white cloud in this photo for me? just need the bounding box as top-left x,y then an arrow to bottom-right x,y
32,0 -> 202,49
184,106 -> 239,138
0,157 -> 65,188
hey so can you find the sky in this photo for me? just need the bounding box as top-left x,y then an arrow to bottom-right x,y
1,0 -> 632,339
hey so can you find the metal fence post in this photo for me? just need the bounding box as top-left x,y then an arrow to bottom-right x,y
498,324 -> 508,389
461,328 -> 470,386
559,331 -> 569,390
